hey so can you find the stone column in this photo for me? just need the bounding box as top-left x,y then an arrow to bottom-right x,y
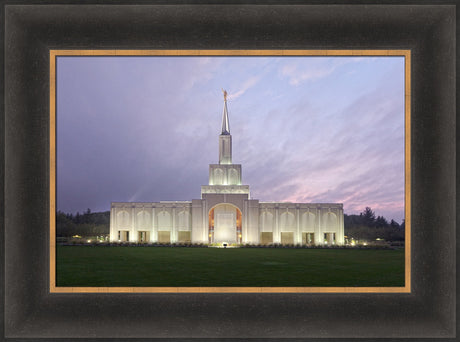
338,208 -> 344,245
296,206 -> 300,244
131,206 -> 136,242
316,208 -> 321,245
275,206 -> 280,244
112,208 -> 116,241
243,200 -> 248,244
172,207 -> 176,242
209,166 -> 213,185
109,207 -> 115,241
202,200 -> 207,242
151,207 -> 156,242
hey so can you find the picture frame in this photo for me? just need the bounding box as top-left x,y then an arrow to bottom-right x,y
2,2 -> 456,339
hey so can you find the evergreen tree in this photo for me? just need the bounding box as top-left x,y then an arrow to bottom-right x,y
375,215 -> 388,228
390,219 -> 400,229
360,207 -> 376,227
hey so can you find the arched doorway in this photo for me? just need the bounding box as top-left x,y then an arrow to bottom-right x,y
208,204 -> 242,244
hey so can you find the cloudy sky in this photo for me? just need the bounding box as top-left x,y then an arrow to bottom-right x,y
57,55 -> 405,223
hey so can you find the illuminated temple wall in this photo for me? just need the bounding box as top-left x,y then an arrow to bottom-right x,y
110,199 -> 344,245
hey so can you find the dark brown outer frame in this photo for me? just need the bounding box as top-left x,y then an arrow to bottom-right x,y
2,2 -> 456,340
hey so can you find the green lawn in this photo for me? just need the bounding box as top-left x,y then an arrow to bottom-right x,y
56,246 -> 405,287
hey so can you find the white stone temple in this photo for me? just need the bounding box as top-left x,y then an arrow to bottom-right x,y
110,91 -> 344,245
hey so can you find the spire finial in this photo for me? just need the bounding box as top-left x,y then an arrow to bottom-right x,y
220,89 -> 230,135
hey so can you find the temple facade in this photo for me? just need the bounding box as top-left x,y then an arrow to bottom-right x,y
110,92 -> 344,245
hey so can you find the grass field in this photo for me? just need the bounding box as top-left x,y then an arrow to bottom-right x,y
56,246 -> 405,287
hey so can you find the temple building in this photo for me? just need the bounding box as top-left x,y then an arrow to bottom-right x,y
110,91 -> 344,245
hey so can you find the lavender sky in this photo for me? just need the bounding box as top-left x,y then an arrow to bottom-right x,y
57,56 -> 405,223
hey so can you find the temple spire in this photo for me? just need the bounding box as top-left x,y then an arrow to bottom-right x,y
219,89 -> 232,164
221,89 -> 230,135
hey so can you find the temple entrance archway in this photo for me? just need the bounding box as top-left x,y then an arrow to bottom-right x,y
208,204 -> 242,244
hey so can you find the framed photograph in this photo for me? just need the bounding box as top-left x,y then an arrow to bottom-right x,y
3,2 -> 456,339
51,50 -> 410,294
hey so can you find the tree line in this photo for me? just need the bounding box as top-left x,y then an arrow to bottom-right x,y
56,206 -> 405,242
344,207 -> 405,242
56,209 -> 110,237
